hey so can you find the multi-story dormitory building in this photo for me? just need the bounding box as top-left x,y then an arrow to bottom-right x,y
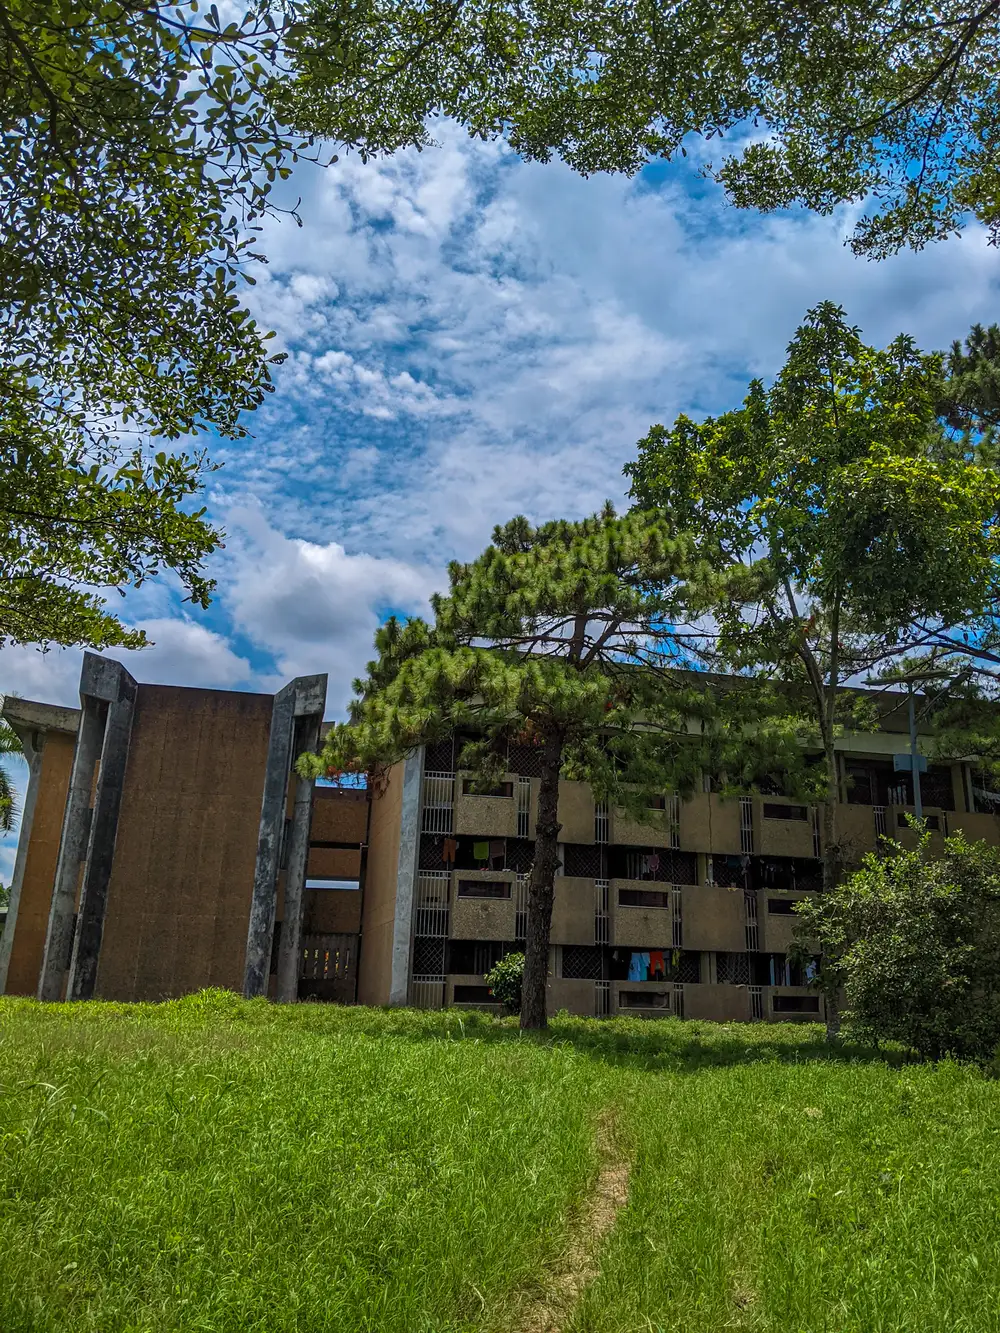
2,652 -> 998,1021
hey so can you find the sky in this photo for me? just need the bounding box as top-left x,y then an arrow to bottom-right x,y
2,122 -> 999,874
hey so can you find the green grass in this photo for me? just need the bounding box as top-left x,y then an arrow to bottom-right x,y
2,994 -> 1000,1332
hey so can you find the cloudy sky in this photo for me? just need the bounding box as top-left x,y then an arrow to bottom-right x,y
1,123 -> 998,870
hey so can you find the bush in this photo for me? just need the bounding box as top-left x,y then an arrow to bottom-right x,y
797,829 -> 1000,1061
485,952 -> 524,1015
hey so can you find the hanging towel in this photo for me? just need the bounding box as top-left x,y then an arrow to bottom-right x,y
671,948 -> 680,969
638,951 -> 650,979
472,840 -> 489,862
488,838 -> 505,869
442,837 -> 457,865
648,853 -> 660,875
649,949 -> 666,980
769,956 -> 776,986
628,952 -> 645,981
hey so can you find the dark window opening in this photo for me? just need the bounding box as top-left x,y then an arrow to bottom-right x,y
773,994 -> 820,1014
618,888 -> 671,909
562,945 -> 605,980
563,843 -> 606,878
845,759 -> 954,811
453,984 -> 497,1004
712,856 -> 822,893
897,812 -> 941,831
647,794 -> 667,810
462,778 -> 514,798
447,939 -> 511,974
606,949 -> 700,983
413,937 -> 446,975
767,898 -> 800,915
457,879 -> 511,899
717,951 -> 750,985
608,847 -> 697,884
421,834 -> 513,871
762,803 -> 808,821
424,737 -> 455,772
619,990 -> 671,1009
757,774 -> 787,797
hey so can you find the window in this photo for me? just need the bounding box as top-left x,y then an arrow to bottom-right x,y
717,952 -> 750,985
447,940 -> 509,974
561,945 -> 605,980
763,803 -> 808,821
772,994 -> 820,1014
618,888 -> 671,909
647,794 -> 667,810
619,990 -> 671,1009
453,984 -> 497,1004
457,879 -> 512,899
897,812 -> 941,831
767,898 -> 799,915
462,779 -> 514,798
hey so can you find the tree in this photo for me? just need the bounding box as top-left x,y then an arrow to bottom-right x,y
0,1 -> 311,645
0,712 -> 21,834
626,303 -> 1000,1028
796,829 -> 1000,1062
285,0 -> 1000,254
304,508 -> 793,1029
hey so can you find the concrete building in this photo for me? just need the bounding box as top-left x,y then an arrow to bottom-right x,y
2,654 -> 997,1021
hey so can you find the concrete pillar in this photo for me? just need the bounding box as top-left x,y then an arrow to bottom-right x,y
244,674 -> 327,1000
37,702 -> 105,1000
389,746 -> 424,1006
66,679 -> 136,1000
0,729 -> 42,994
276,712 -> 322,1003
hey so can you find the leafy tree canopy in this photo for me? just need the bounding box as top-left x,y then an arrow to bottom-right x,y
285,0 -> 1000,253
0,1 -> 309,645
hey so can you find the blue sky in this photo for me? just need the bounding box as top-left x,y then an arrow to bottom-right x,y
2,122 -> 999,873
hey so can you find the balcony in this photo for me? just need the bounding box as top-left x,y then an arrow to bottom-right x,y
452,772 -> 518,838
449,870 -> 516,940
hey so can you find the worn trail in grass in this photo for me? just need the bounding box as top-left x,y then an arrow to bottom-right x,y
2,994 -> 1000,1333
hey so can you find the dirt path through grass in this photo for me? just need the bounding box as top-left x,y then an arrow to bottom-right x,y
519,1109 -> 631,1333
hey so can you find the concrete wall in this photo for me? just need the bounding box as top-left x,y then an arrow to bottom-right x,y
683,983 -> 753,1022
3,731 -> 76,995
837,805 -> 878,860
96,685 -> 273,1001
356,762 -> 403,1005
451,871 -> 516,940
680,794 -> 743,855
304,888 -> 363,935
453,774 -> 518,837
307,847 -> 361,879
612,807 -> 672,848
311,788 -> 368,843
756,800 -> 815,858
951,811 -> 1000,845
759,895 -> 810,952
681,885 -> 746,951
551,876 -> 596,945
547,977 -> 595,1015
558,780 -> 595,844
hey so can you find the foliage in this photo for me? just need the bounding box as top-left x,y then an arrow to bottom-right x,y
6,995 -> 1000,1330
796,829 -> 1000,1062
0,1 -> 309,645
485,951 -> 524,1014
626,303 -> 1000,888
0,710 -> 21,834
285,0 -> 1000,253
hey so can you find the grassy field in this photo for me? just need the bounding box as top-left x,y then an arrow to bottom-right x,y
2,995 -> 1000,1332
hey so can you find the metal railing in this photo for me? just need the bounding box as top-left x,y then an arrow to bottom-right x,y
740,796 -> 755,855
744,891 -> 759,952
595,801 -> 609,844
672,886 -> 683,948
595,878 -> 610,945
421,772 -> 455,834
749,985 -> 764,1020
517,776 -> 532,838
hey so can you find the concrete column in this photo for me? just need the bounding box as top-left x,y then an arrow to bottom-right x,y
389,746 -> 424,1006
37,702 -> 105,1000
0,729 -> 42,994
276,712 -> 322,1003
244,674 -> 327,1000
66,680 -> 136,1001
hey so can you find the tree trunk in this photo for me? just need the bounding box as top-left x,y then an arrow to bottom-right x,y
521,728 -> 564,1031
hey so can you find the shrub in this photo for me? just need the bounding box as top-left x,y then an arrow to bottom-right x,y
796,829 -> 1000,1061
485,952 -> 524,1015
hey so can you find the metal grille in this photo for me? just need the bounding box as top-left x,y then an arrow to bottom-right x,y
506,838 -> 535,874
874,805 -> 887,839
750,985 -> 764,1020
508,742 -> 545,778
718,951 -> 750,985
668,791 -> 681,849
740,796 -> 755,854
411,977 -> 446,1009
515,873 -> 530,940
595,878 -> 610,945
517,776 -> 532,837
415,871 -> 450,938
621,849 -> 697,884
595,801 -> 609,843
673,984 -> 685,1019
424,738 -> 454,772
562,944 -> 604,980
672,886 -> 683,948
421,772 -> 455,833
300,934 -> 353,981
565,843 -> 604,877
412,936 -> 445,976
596,980 -> 611,1017
745,891 -> 759,951
811,805 -> 822,859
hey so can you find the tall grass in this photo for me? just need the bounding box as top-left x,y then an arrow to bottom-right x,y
2,995 -> 1000,1332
